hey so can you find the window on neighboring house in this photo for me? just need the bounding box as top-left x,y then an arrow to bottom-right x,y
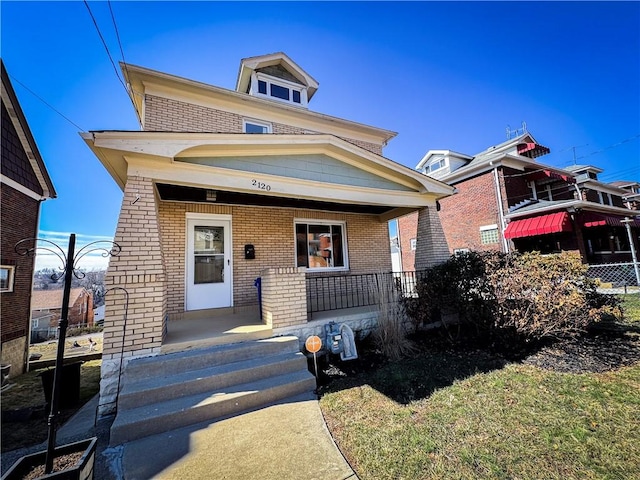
253,75 -> 304,106
32,318 -> 39,329
295,221 -> 347,270
410,238 -> 417,250
480,225 -> 499,245
243,119 -> 272,134
0,266 -> 15,293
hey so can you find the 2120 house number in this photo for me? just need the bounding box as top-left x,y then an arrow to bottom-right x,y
251,180 -> 271,191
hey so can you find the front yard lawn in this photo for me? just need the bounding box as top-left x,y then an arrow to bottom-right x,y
320,344 -> 640,480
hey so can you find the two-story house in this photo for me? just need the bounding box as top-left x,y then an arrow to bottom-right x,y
1,61 -> 57,377
83,52 -> 454,412
396,131 -> 639,271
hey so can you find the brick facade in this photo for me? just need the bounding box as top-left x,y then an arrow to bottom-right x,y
439,171 -> 503,253
414,207 -> 450,270
0,184 -> 39,376
397,213 -> 417,272
260,267 -> 307,328
143,94 -> 383,155
103,176 -> 167,358
158,201 -> 392,318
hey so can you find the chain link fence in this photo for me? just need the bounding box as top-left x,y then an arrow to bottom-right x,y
587,262 -> 640,321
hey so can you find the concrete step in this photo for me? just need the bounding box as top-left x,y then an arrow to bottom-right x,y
122,335 -> 300,381
110,369 -> 316,445
118,352 -> 308,410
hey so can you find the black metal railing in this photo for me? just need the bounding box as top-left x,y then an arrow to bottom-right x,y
306,271 -> 421,315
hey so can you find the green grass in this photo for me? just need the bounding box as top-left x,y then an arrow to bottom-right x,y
320,360 -> 640,480
620,293 -> 640,323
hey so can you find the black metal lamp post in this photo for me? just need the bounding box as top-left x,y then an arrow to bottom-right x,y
15,233 -> 120,474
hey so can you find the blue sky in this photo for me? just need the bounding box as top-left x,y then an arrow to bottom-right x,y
2,1 -> 639,269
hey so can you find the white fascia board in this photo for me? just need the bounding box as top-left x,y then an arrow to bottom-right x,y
0,174 -> 47,201
141,81 -> 393,146
578,179 -> 633,196
126,156 -> 440,209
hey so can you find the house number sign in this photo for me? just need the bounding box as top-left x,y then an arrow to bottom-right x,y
251,179 -> 271,192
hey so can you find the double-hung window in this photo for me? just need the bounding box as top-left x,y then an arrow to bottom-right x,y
295,221 -> 347,270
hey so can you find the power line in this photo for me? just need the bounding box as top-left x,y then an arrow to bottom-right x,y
576,134 -> 640,161
8,74 -> 85,132
107,0 -> 141,123
83,0 -> 127,92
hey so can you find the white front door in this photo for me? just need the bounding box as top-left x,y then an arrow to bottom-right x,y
186,216 -> 232,310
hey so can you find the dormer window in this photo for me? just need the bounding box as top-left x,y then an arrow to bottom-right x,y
428,158 -> 447,173
252,74 -> 307,107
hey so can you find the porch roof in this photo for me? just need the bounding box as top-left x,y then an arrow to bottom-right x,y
82,131 -> 455,220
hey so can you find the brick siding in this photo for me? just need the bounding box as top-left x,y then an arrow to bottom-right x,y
158,201 -> 392,318
439,171 -> 502,252
397,213 -> 417,272
102,176 -> 166,358
143,94 -> 382,155
260,267 -> 307,328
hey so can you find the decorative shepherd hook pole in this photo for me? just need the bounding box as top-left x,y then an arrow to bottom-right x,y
15,233 -> 121,474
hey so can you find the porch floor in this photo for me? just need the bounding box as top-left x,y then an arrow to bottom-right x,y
162,310 -> 273,354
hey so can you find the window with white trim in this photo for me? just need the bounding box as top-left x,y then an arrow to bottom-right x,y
480,224 -> 499,245
295,221 -> 347,270
410,238 -> 417,250
427,158 -> 447,173
243,119 -> 272,134
0,266 -> 15,293
254,74 -> 305,106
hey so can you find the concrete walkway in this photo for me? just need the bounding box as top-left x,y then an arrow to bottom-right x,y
52,394 -> 357,479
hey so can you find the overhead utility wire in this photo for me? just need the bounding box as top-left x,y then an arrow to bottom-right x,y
576,134 -> 640,161
83,0 -> 141,121
83,0 -> 127,91
8,74 -> 85,132
106,0 -> 140,122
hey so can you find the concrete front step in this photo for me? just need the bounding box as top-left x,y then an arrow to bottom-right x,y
110,335 -> 316,445
118,352 -> 309,410
122,335 -> 301,381
110,369 -> 317,445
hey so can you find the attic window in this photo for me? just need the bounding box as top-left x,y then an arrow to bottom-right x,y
252,73 -> 305,106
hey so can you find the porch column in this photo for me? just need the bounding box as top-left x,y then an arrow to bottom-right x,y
260,267 -> 307,329
99,176 -> 167,415
415,206 -> 450,270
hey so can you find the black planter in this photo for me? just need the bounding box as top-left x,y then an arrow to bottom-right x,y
1,437 -> 97,480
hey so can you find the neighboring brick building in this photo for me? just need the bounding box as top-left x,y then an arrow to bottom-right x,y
396,129 -> 640,270
82,53 -> 454,411
1,60 -> 56,377
30,288 -> 94,341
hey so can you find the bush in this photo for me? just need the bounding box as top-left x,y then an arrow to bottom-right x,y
404,251 -> 622,344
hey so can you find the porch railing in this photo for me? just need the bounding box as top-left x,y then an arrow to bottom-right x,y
306,271 -> 420,315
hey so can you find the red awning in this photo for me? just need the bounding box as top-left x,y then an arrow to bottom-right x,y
517,142 -> 551,159
581,212 -> 640,228
504,211 -> 573,239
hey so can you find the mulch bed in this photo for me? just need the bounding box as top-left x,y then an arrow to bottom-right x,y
315,322 -> 640,393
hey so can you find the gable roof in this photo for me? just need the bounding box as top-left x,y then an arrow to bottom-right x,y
31,288 -> 89,310
1,60 -> 56,199
235,52 -> 319,100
